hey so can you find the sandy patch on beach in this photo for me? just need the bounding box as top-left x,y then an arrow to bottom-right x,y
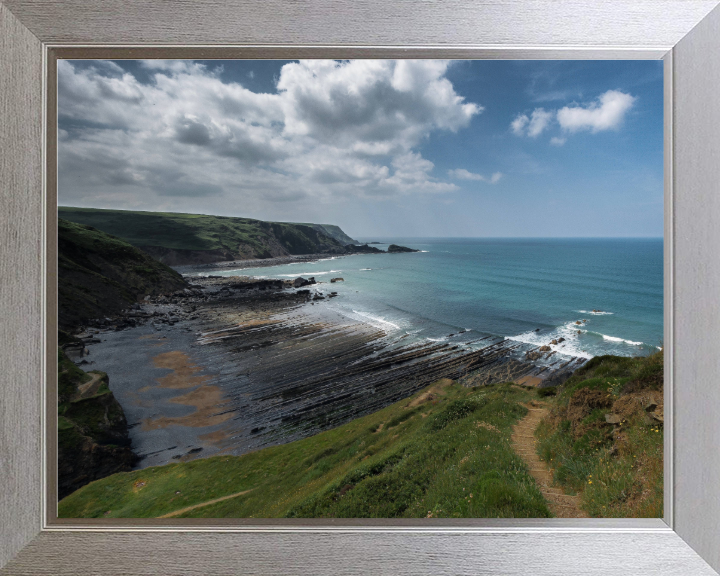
141,385 -> 232,430
151,350 -> 210,389
198,428 -> 236,448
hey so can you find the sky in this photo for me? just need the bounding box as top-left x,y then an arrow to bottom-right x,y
58,59 -> 663,238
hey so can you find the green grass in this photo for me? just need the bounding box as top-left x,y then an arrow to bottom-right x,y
58,380 -> 551,519
58,206 -> 349,256
535,352 -> 664,517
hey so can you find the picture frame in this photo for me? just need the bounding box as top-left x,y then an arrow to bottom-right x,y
1,1 -> 719,573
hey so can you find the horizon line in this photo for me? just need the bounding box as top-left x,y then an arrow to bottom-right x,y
57,205 -> 663,240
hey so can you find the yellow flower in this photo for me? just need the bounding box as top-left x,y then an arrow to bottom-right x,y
588,480 -> 593,484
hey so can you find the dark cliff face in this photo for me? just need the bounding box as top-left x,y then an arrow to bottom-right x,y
58,347 -> 137,500
58,218 -> 187,330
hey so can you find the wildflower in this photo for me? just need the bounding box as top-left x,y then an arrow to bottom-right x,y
588,481 -> 592,484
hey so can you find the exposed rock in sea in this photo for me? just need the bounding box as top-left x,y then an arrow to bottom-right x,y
330,277 -> 344,283
539,345 -> 551,352
387,244 -> 419,253
292,277 -> 316,288
345,244 -> 384,254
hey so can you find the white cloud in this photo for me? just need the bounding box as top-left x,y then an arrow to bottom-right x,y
511,108 -> 552,137
511,114 -> 528,135
557,90 -> 636,133
448,169 -> 502,184
510,90 -> 636,145
58,60 -> 482,212
527,108 -> 553,137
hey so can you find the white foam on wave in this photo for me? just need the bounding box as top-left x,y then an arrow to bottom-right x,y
276,270 -> 342,278
350,309 -> 401,331
360,268 -> 372,271
600,334 -> 643,346
426,336 -> 448,342
577,310 -> 614,315
506,321 -> 595,359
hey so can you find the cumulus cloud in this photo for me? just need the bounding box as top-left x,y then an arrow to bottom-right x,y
448,168 -> 502,184
557,90 -> 636,133
511,114 -> 529,136
527,109 -> 553,137
511,90 -> 635,144
511,108 -> 552,138
58,59 -> 482,212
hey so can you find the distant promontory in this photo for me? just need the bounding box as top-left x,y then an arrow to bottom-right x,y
58,207 -> 419,266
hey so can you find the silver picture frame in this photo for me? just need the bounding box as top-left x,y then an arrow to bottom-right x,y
1,1 -> 720,573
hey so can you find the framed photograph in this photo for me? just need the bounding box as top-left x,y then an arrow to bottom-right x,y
2,1 -> 720,574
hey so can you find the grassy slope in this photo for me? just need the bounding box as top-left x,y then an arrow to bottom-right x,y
58,206 -> 350,257
59,379 -> 551,519
535,352 -> 664,517
58,218 -> 187,329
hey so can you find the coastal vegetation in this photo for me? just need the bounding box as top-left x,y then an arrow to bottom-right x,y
58,379 -> 551,519
534,351 -> 664,517
58,218 -> 187,329
58,207 -> 354,265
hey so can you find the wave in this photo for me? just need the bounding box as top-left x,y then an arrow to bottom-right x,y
599,333 -> 643,346
506,322 -> 594,359
360,268 -> 373,271
350,310 -> 401,331
577,310 -> 614,315
276,270 -> 342,277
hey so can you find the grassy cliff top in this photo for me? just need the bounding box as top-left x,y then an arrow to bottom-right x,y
59,379 -> 550,519
58,206 -> 355,253
535,351 -> 664,518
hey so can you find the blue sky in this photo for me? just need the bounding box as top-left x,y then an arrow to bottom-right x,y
58,59 -> 663,238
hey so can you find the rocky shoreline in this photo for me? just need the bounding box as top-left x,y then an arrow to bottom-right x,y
63,273 -> 587,473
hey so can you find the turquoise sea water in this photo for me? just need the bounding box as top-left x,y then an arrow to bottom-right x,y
194,238 -> 663,359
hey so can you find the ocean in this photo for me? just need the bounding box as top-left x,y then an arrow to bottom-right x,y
191,238 -> 663,360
